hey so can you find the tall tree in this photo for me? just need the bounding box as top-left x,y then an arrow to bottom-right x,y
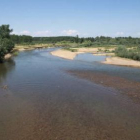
0,25 -> 14,63
75,35 -> 79,43
0,25 -> 13,39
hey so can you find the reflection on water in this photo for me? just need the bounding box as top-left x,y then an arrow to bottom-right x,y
0,59 -> 15,84
0,48 -> 140,140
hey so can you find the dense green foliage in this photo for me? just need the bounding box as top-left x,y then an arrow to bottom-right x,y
0,25 -> 15,62
33,36 -> 140,47
11,35 -> 33,44
115,46 -> 140,61
0,25 -> 13,39
33,36 -> 76,44
10,34 -> 140,48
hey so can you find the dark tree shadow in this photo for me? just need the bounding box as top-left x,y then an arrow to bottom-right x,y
0,59 -> 15,84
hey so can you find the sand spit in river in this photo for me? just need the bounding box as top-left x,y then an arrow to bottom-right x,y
103,57 -> 140,68
51,49 -> 83,60
51,47 -> 114,60
51,48 -> 140,68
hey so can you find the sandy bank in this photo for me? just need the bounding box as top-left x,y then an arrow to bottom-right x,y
93,53 -> 115,56
103,57 -> 140,67
14,44 -> 50,52
51,47 -> 116,60
4,53 -> 12,59
51,49 -> 83,60
17,48 -> 26,51
75,47 -> 115,53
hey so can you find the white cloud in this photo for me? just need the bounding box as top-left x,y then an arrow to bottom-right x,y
103,33 -> 108,36
137,32 -> 140,36
10,30 -> 52,37
11,30 -> 30,35
62,30 -> 79,36
33,30 -> 52,37
20,30 -> 30,35
11,31 -> 18,35
116,32 -> 124,36
11,29 -> 81,37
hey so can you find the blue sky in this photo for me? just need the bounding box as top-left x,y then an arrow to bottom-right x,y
1,0 -> 140,37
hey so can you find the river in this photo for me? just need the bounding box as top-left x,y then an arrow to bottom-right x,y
0,48 -> 140,140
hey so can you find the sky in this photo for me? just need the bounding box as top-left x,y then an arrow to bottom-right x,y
0,0 -> 140,37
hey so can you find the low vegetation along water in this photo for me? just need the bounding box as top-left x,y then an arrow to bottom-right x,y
0,48 -> 140,140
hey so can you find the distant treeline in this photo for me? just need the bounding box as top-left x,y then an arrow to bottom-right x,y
10,34 -> 140,47
11,35 -> 33,44
33,36 -> 77,43
33,36 -> 140,46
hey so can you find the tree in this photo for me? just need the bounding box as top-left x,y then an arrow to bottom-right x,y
80,38 -> 84,44
0,25 -> 13,39
0,25 -> 14,63
75,35 -> 79,43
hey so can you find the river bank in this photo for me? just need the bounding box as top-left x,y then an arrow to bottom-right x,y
103,57 -> 140,68
51,47 -> 114,59
51,48 -> 140,68
4,53 -> 12,59
50,49 -> 83,60
13,44 -> 49,51
7,45 -> 140,68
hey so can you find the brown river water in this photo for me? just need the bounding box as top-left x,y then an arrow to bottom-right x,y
0,48 -> 140,140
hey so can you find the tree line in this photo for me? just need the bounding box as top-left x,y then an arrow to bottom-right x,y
11,34 -> 33,44
33,36 -> 77,44
1,24 -> 140,63
10,35 -> 140,47
33,36 -> 140,46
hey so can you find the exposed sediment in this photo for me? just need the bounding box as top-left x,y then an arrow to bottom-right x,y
4,53 -> 12,59
103,57 -> 140,67
68,70 -> 140,101
51,49 -> 83,60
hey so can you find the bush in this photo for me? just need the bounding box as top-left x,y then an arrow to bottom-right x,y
0,25 -> 15,62
115,46 -> 140,61
0,39 -> 14,62
13,51 -> 19,56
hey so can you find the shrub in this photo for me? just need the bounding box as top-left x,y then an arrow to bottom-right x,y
115,46 -> 140,61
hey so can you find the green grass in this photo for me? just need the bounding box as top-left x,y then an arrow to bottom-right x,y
63,47 -> 78,52
13,51 -> 19,56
